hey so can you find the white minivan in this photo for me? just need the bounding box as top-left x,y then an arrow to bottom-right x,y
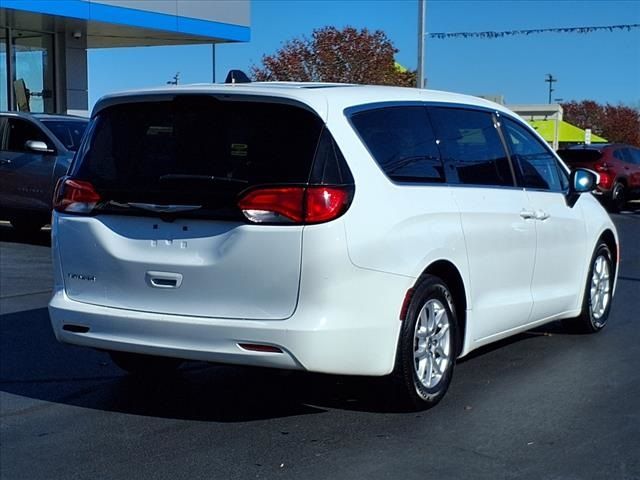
49,83 -> 618,409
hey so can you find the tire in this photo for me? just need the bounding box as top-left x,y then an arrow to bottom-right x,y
563,243 -> 614,333
608,182 -> 626,213
10,218 -> 45,235
393,275 -> 459,410
109,351 -> 183,376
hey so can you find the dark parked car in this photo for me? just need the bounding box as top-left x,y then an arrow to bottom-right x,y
0,112 -> 89,233
557,144 -> 640,212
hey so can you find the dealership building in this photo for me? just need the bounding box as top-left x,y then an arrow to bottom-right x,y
0,0 -> 250,114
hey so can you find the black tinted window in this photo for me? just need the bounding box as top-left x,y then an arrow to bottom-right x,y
502,118 -> 566,191
73,97 -> 327,211
350,106 -> 445,183
309,127 -> 353,185
428,108 -> 513,186
629,148 -> 640,165
557,149 -> 602,164
5,118 -> 51,152
42,120 -> 87,151
614,148 -> 633,163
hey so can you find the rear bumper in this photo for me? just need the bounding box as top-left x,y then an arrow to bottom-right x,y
49,264 -> 411,376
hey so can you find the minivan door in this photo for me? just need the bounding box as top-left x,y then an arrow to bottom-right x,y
428,107 -> 536,341
501,117 -> 588,320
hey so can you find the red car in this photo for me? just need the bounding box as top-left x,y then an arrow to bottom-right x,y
558,144 -> 640,212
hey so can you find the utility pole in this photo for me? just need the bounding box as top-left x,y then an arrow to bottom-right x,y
167,72 -> 180,85
417,0 -> 426,89
545,73 -> 557,104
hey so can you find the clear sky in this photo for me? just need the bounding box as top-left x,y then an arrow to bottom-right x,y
88,0 -> 640,109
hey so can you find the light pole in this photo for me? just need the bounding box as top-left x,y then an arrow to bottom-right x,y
417,0 -> 426,88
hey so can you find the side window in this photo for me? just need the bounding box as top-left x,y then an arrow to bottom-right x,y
629,148 -> 640,165
5,118 -> 51,153
502,117 -> 566,192
350,106 -> 445,183
427,107 -> 513,186
613,149 -> 630,162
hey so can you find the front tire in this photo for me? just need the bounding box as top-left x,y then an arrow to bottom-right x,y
394,275 -> 459,410
564,243 -> 614,333
109,351 -> 183,376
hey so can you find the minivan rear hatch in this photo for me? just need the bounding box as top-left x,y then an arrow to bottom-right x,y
557,148 -> 603,169
56,94 -> 350,319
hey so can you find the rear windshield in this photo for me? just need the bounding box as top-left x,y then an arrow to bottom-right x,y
42,120 -> 87,151
557,149 -> 602,164
72,96 -> 337,218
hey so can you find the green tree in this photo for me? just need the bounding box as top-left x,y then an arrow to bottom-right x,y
251,26 -> 416,87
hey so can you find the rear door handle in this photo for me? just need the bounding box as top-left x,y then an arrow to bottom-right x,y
520,210 -> 536,220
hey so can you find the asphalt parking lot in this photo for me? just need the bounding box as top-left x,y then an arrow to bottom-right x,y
1,206 -> 639,480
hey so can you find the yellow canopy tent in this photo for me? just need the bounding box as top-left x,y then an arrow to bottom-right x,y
527,119 -> 607,145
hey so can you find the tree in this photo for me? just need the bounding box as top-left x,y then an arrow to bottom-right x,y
251,26 -> 416,87
562,100 -> 640,146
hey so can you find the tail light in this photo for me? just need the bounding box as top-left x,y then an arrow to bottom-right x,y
53,178 -> 101,214
238,186 -> 352,224
596,172 -> 614,189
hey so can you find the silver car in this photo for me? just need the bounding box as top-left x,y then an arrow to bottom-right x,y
0,112 -> 88,233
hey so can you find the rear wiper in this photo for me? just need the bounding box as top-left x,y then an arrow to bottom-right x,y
159,174 -> 248,185
101,201 -> 202,214
127,203 -> 202,213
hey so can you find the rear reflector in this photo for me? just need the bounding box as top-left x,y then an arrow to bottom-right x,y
399,288 -> 415,321
54,178 -> 101,214
238,186 -> 352,224
62,324 -> 90,333
238,343 -> 283,353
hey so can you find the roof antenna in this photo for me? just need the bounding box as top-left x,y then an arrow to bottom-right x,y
225,70 -> 251,84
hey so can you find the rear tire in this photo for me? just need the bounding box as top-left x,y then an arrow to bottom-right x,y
109,351 -> 183,376
393,275 -> 459,410
563,243 -> 613,333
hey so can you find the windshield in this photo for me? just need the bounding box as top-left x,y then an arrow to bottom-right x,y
42,120 -> 88,151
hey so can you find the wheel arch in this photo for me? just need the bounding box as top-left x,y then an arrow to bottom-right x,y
599,229 -> 618,278
576,228 -> 619,310
417,260 -> 468,357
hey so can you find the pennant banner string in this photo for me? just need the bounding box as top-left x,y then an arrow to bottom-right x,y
428,24 -> 640,39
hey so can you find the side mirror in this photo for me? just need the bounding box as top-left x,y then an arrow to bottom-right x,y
571,168 -> 598,193
25,140 -> 54,154
566,168 -> 598,207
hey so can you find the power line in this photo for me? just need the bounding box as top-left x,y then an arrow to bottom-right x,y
428,23 -> 640,39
